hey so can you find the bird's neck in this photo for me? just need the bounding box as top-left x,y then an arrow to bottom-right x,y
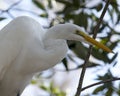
43,29 -> 68,51
43,30 -> 67,51
43,32 -> 68,66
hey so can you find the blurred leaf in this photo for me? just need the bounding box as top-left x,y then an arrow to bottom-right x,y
109,52 -> 118,63
96,3 -> 103,11
110,0 -> 119,13
93,86 -> 105,94
116,13 -> 120,25
31,80 -> 37,84
48,0 -> 53,8
116,83 -> 120,95
74,12 -> 88,29
56,0 -> 72,5
72,42 -> 88,60
92,48 -> 110,63
98,24 -> 106,33
39,82 -> 66,96
97,70 -> 114,80
106,88 -> 113,96
50,82 -> 54,91
40,13 -> 48,18
40,85 -> 50,91
108,8 -> 114,23
113,61 -> 117,67
50,82 -> 66,96
73,0 -> 80,8
109,41 -> 118,50
0,17 -> 6,21
32,0 -> 46,10
93,70 -> 117,95
100,38 -> 109,45
62,58 -> 68,71
63,14 -> 74,21
90,3 -> 103,11
64,6 -> 78,15
68,41 -> 76,49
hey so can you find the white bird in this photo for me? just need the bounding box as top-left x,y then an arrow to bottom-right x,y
0,16 -> 112,96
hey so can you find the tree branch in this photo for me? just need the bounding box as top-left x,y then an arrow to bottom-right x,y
12,8 -> 39,16
75,0 -> 111,96
0,0 -> 23,18
81,77 -> 120,91
8,0 -> 23,10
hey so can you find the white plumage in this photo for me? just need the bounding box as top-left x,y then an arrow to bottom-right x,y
0,16 -> 112,96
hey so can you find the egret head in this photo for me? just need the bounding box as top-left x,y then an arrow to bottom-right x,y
47,23 -> 113,53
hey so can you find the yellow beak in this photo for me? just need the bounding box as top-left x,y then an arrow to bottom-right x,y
76,31 -> 113,53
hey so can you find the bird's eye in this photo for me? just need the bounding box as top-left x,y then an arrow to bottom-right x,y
75,30 -> 80,34
75,30 -> 86,37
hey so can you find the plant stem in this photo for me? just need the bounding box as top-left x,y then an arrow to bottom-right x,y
75,0 -> 111,96
81,78 -> 120,91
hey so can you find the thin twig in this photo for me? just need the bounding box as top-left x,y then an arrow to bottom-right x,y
8,0 -> 23,10
81,78 -> 120,91
75,46 -> 93,96
0,0 -> 23,18
7,11 -> 14,18
13,8 -> 39,16
92,0 -> 112,39
75,0 -> 111,96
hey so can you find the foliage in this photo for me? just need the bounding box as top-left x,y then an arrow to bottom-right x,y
30,0 -> 119,70
93,70 -> 119,96
31,79 -> 66,96
40,82 -> 66,96
0,0 -> 120,95
31,0 -> 120,95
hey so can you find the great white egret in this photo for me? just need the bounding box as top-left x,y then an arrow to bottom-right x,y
0,16 -> 112,96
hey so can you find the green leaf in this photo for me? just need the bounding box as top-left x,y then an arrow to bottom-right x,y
96,70 -> 114,81
105,88 -> 113,96
117,83 -> 120,95
116,14 -> 120,25
64,14 -> 74,21
89,3 -> 103,11
73,0 -> 80,8
40,13 -> 48,18
74,12 -> 88,29
48,0 -> 53,8
93,86 -> 105,94
64,6 -> 78,15
72,42 -> 88,60
32,0 -> 46,10
109,41 -> 118,50
40,85 -> 50,91
92,48 -> 110,63
96,3 -> 103,11
117,89 -> 120,95
110,0 -> 119,13
31,80 -> 37,84
56,0 -> 72,5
